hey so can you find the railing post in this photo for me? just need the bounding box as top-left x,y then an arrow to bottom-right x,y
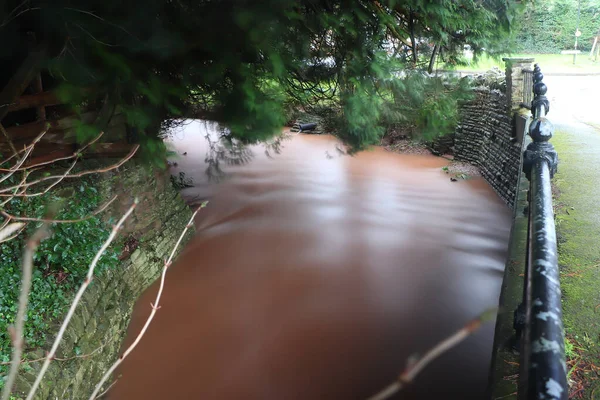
503,57 -> 535,114
518,65 -> 567,400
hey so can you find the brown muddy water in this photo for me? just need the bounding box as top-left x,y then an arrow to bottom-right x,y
110,120 -> 512,400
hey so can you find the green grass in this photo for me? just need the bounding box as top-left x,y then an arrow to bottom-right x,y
444,53 -> 600,74
552,128 -> 600,398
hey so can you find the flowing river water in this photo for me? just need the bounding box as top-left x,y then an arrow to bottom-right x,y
110,120 -> 512,400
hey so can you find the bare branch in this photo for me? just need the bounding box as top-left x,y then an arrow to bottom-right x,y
0,147 -> 27,167
0,145 -> 139,195
1,224 -> 50,400
366,308 -> 497,400
0,195 -> 118,223
62,7 -> 139,41
0,222 -> 25,242
73,23 -> 118,47
0,123 -> 19,160
0,169 -> 31,208
0,6 -> 42,28
0,341 -> 107,365
95,379 -> 119,399
25,201 -> 138,400
14,158 -> 78,199
0,126 -> 48,185
89,201 -> 208,400
0,132 -> 104,172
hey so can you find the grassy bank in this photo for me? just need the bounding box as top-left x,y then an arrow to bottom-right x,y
444,53 -> 600,74
552,126 -> 600,398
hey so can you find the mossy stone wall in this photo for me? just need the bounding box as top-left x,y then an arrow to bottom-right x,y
454,88 -> 522,209
13,162 -> 193,399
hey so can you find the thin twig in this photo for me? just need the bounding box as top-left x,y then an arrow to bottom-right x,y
89,201 -> 207,400
0,223 -> 26,243
0,126 -> 48,185
0,145 -> 139,194
0,132 -> 104,172
366,308 -> 498,400
1,224 -> 50,400
1,195 -> 117,223
25,201 -> 138,400
0,147 -> 27,167
73,23 -> 118,47
95,379 -> 119,399
0,341 -> 108,365
0,123 -> 19,160
0,169 -> 30,207
15,158 -> 78,198
0,222 -> 24,242
0,6 -> 42,27
62,7 -> 139,40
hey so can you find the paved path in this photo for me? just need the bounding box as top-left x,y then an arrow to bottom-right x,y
544,75 -> 600,397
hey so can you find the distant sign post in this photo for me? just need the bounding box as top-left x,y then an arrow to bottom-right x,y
572,29 -> 582,64
561,49 -> 581,65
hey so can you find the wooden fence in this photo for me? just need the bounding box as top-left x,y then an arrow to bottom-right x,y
0,56 -> 135,166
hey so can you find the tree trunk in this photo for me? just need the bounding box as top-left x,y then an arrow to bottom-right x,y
428,44 -> 439,74
409,10 -> 417,66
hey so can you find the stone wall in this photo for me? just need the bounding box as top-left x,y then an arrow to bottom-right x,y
454,88 -> 522,208
13,162 -> 193,399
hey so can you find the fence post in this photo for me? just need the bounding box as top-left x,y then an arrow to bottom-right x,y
503,57 -> 535,114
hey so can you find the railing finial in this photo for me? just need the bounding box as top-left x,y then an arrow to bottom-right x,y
524,65 -> 557,178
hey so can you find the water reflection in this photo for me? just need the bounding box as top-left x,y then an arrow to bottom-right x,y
112,120 -> 512,400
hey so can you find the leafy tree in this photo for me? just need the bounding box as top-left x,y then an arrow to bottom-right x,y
513,0 -> 600,54
0,0 -> 522,153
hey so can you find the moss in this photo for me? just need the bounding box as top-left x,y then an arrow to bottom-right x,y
8,161 -> 194,399
552,129 -> 600,397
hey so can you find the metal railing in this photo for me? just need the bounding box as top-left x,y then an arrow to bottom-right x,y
514,64 -> 567,400
521,68 -> 534,109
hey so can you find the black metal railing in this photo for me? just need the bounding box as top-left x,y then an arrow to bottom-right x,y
521,68 -> 534,109
515,64 -> 567,400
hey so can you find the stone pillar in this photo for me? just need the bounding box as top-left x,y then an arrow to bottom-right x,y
502,57 -> 535,114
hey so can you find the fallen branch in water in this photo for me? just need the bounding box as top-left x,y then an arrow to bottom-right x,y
89,201 -> 208,400
366,308 -> 498,400
24,201 -> 138,400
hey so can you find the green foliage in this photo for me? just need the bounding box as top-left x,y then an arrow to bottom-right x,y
513,0 -> 600,54
380,72 -> 474,141
1,0 -> 522,151
0,178 -> 119,388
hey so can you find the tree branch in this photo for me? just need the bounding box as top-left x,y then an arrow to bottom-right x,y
0,341 -> 108,365
366,308 -> 498,400
89,201 -> 208,400
0,132 -> 104,172
24,201 -> 138,400
0,145 -> 139,195
0,125 -> 48,186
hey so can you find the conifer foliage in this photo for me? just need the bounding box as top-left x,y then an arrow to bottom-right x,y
0,1 -> 521,151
